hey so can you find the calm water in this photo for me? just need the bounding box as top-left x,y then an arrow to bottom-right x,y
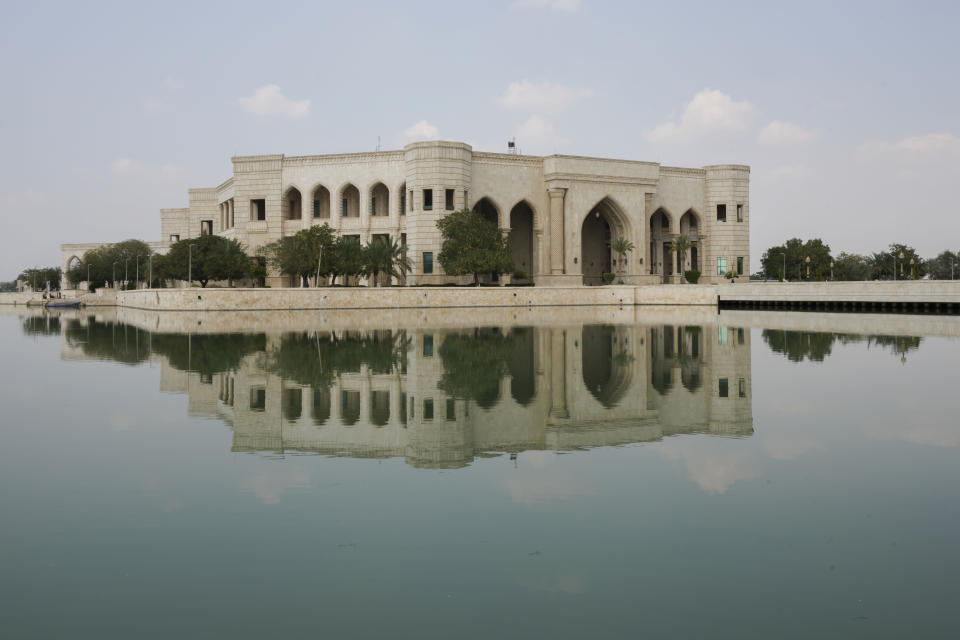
1,307 -> 958,638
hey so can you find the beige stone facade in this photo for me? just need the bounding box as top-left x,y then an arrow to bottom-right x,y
64,141 -> 751,287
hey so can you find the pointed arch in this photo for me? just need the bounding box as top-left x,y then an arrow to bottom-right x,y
369,182 -> 389,217
309,183 -> 331,219
508,200 -> 535,279
282,186 -> 303,221
679,209 -> 701,272
338,183 -> 360,218
472,196 -> 502,228
580,196 -> 632,285
649,207 -> 674,279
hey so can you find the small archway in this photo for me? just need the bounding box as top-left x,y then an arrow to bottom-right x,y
340,184 -> 360,218
370,182 -> 389,217
311,185 -> 330,219
509,328 -> 536,406
340,389 -> 360,425
650,325 -> 675,395
509,201 -> 534,280
312,387 -> 331,426
679,209 -> 700,272
283,187 -> 302,221
649,208 -> 672,281
581,198 -> 628,286
370,390 -> 390,426
581,325 -> 632,407
473,197 -> 500,228
282,387 -> 302,421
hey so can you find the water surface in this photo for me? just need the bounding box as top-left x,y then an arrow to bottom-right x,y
1,308 -> 958,638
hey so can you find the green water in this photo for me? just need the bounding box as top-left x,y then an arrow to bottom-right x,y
1,309 -> 958,638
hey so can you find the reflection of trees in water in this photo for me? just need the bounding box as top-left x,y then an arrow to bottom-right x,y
438,328 -> 516,409
22,316 -> 61,337
64,317 -> 266,372
65,319 -> 152,365
311,388 -> 331,426
651,325 -> 704,395
582,325 -> 633,408
762,330 -> 922,362
266,330 -> 409,388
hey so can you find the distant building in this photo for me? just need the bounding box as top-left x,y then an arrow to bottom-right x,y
62,141 -> 750,287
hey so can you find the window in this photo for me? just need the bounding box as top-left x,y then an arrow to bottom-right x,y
370,196 -> 376,216
409,190 -> 414,212
446,398 -> 455,421
445,189 -> 454,210
169,234 -> 180,242
200,373 -> 212,385
737,328 -> 745,344
464,190 -> 469,208
423,398 -> 434,421
249,387 -> 266,411
719,378 -> 729,398
737,204 -> 743,222
717,203 -> 727,222
737,257 -> 744,275
738,378 -> 746,398
400,192 -> 405,216
201,220 -> 213,235
423,189 -> 433,211
423,252 -> 433,274
718,326 -> 728,345
409,396 -> 414,418
313,199 -> 320,218
717,256 -> 727,275
423,334 -> 434,357
251,199 -> 266,221
342,198 -> 348,218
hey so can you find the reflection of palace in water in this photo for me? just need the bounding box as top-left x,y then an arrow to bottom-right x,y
59,316 -> 752,469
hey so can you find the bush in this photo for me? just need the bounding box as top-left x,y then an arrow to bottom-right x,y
601,272 -> 616,284
512,270 -> 528,280
684,270 -> 701,284
777,268 -> 784,282
724,270 -> 738,281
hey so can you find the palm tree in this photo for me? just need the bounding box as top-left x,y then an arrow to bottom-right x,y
363,237 -> 411,287
610,237 -> 635,272
671,235 -> 693,281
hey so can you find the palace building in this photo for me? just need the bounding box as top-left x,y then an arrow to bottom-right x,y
64,141 -> 750,287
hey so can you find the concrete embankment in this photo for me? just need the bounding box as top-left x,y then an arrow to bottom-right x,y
81,281 -> 960,314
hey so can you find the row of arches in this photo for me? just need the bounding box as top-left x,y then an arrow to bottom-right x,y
280,182 -> 391,221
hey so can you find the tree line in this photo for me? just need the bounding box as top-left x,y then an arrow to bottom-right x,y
760,238 -> 959,281
61,209 -> 515,289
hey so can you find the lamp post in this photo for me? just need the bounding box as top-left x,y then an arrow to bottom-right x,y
124,257 -> 130,289
112,262 -> 118,289
136,255 -> 140,289
782,252 -> 786,282
909,258 -> 915,280
805,256 -> 811,280
86,263 -> 90,287
898,251 -> 905,279
188,243 -> 192,286
830,261 -> 835,281
149,255 -> 153,288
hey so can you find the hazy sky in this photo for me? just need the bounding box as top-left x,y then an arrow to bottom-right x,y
2,0 -> 958,276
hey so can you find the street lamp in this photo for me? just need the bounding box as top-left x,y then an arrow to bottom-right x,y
805,256 -> 811,280
188,243 -> 192,285
136,255 -> 140,289
86,263 -> 90,287
830,261 -> 835,281
909,258 -> 915,280
898,252 -> 905,278
112,261 -> 118,288
782,252 -> 786,282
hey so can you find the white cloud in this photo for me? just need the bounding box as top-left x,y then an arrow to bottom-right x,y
758,120 -> 817,145
515,114 -> 568,153
238,84 -> 310,118
766,163 -> 813,181
498,80 -> 593,112
894,132 -> 960,153
648,89 -> 757,142
511,0 -> 582,12
112,157 -> 140,174
399,119 -> 440,144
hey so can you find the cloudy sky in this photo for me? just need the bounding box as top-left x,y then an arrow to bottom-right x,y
2,0 -> 958,276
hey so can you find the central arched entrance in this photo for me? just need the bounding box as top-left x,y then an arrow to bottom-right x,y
509,201 -> 534,281
581,198 -> 628,286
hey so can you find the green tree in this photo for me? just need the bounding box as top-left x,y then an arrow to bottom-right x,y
436,209 -> 513,285
833,252 -> 872,281
887,243 -> 925,279
329,235 -> 364,286
438,328 -> 516,408
925,250 -> 959,280
161,235 -> 249,287
362,236 -> 410,286
18,266 -> 63,291
261,224 -> 336,286
761,238 -> 832,281
670,235 -> 692,279
610,237 -> 635,273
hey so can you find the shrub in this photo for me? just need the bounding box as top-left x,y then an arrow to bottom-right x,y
601,272 -> 616,284
724,270 -> 738,280
684,270 -> 701,284
512,270 -> 528,280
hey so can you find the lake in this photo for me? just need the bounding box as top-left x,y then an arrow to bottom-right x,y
1,306 -> 958,638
